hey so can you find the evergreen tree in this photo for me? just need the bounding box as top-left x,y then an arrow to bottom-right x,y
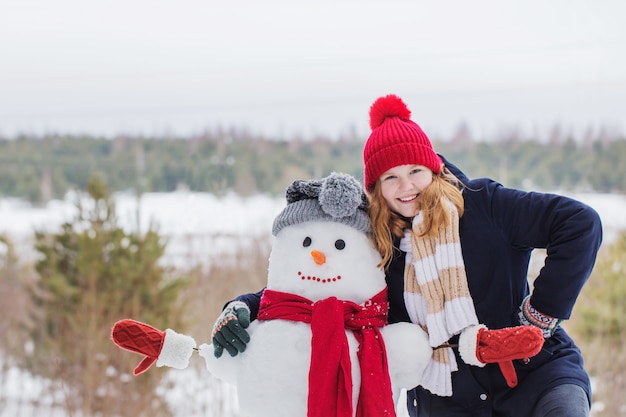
29,175 -> 189,417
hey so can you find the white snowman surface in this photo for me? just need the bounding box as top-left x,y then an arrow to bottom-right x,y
200,217 -> 432,417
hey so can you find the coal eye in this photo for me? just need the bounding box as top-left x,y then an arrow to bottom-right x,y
303,237 -> 312,247
335,239 -> 345,250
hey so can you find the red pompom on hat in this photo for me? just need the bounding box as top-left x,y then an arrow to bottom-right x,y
363,94 -> 442,191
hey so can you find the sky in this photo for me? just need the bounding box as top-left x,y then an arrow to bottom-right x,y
1,0 -> 625,141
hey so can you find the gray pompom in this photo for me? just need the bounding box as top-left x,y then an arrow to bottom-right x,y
319,172 -> 363,219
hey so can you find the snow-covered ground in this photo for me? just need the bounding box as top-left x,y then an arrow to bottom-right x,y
0,190 -> 285,238
1,190 -> 624,267
0,357 -> 239,417
0,190 -> 287,269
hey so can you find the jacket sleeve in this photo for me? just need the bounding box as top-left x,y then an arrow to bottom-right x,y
484,180 -> 603,319
227,288 -> 265,321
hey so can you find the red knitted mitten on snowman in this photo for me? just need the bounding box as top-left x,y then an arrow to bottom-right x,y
112,319 -> 196,375
459,324 -> 544,388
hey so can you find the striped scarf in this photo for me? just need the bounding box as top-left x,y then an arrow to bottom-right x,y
400,200 -> 478,396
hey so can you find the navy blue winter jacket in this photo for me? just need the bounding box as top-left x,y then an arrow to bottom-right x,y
233,156 -> 603,416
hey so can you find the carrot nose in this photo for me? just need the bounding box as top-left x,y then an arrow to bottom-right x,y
311,250 -> 326,265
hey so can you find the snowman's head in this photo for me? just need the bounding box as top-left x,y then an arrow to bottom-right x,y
267,172 -> 385,303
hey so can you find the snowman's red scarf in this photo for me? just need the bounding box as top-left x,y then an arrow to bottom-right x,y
257,288 -> 395,417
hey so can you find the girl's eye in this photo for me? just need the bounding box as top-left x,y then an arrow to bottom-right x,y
303,237 -> 312,247
410,168 -> 422,175
335,239 -> 345,250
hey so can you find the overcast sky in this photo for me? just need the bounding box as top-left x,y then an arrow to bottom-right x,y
1,0 -> 625,140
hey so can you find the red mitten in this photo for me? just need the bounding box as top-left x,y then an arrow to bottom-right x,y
459,324 -> 544,388
112,319 -> 166,375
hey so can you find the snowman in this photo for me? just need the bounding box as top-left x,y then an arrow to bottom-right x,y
112,172 -> 432,417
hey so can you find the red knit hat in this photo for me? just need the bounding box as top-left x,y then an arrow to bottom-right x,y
363,94 -> 442,191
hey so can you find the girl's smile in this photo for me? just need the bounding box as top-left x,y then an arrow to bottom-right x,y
379,164 -> 433,218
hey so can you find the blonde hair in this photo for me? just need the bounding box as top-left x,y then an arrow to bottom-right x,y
367,167 -> 464,268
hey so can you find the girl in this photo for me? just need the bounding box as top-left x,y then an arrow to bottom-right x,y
360,94 -> 602,416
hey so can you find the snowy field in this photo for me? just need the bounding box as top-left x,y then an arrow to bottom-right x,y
0,191 -> 287,269
1,189 -> 625,267
1,190 -> 625,416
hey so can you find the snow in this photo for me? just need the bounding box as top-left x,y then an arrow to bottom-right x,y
0,190 -> 286,269
0,359 -> 68,417
1,190 -> 623,244
1,190 -> 624,268
0,357 -> 239,417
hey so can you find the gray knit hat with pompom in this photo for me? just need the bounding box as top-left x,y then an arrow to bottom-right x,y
272,172 -> 370,236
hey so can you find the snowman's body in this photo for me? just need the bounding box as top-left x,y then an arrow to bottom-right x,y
203,220 -> 432,417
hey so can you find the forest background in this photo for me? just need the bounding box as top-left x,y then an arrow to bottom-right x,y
2,127 -> 626,203
0,130 -> 625,416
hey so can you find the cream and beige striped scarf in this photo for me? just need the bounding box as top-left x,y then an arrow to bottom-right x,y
399,200 -> 478,396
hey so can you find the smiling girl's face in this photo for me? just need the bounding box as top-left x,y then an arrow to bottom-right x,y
379,164 -> 434,218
